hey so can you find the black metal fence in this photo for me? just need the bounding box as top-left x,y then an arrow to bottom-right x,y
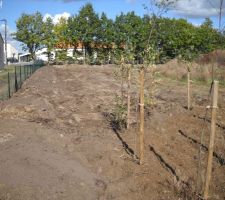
0,64 -> 44,101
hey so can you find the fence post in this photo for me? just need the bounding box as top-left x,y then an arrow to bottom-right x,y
24,66 -> 26,80
19,65 -> 22,88
24,66 -> 26,79
139,67 -> 145,165
203,81 -> 219,200
8,72 -> 10,98
27,66 -> 29,77
15,67 -> 18,92
26,66 -> 29,79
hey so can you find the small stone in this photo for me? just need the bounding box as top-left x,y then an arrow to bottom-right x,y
97,167 -> 102,175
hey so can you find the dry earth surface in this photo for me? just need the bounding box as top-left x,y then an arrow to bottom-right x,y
0,64 -> 224,200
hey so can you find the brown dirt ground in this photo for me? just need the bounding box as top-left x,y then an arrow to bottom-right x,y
0,64 -> 224,200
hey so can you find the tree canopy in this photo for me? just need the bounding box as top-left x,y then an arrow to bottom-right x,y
14,3 -> 225,63
14,11 -> 44,59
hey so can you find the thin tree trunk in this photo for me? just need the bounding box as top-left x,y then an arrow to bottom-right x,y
127,64 -> 131,129
121,57 -> 125,105
187,71 -> 191,110
121,67 -> 124,105
139,67 -> 145,165
83,45 -> 86,65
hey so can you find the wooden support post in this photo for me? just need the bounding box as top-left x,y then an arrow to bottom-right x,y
187,71 -> 191,110
8,72 -> 10,98
127,65 -> 131,129
203,81 -> 219,200
139,67 -> 145,165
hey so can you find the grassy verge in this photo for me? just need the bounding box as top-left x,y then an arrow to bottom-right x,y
0,64 -> 43,101
156,72 -> 225,88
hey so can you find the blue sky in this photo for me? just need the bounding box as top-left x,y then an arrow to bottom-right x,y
0,0 -> 224,52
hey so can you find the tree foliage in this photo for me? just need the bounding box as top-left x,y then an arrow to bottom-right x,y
42,17 -> 55,63
14,12 -> 44,59
14,3 -> 225,63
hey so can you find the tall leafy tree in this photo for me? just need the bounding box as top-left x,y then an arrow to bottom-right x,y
42,17 -> 55,64
195,18 -> 220,54
14,12 -> 44,60
67,16 -> 79,57
76,3 -> 100,62
54,17 -> 70,61
54,17 -> 69,47
156,18 -> 197,61
96,12 -> 115,63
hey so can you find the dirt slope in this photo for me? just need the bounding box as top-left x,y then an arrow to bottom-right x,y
0,65 -> 224,200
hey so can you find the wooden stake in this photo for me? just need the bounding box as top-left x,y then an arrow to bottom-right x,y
187,71 -> 191,110
127,65 -> 131,129
203,81 -> 219,200
139,67 -> 145,165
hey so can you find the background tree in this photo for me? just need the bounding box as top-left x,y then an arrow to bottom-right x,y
42,17 -> 55,64
14,12 -> 44,60
76,3 -> 100,63
13,2 -> 225,65
54,17 -> 69,62
67,15 -> 79,60
195,18 -> 219,54
97,12 -> 115,64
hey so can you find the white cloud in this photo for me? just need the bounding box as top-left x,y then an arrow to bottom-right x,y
169,0 -> 225,18
126,0 -> 136,3
43,12 -> 71,24
60,0 -> 85,2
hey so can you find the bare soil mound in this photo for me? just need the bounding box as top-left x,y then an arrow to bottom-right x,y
0,64 -> 224,200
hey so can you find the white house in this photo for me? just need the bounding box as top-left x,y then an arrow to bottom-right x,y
7,43 -> 18,61
35,48 -> 54,62
35,45 -> 84,62
33,42 -> 111,63
18,53 -> 31,62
